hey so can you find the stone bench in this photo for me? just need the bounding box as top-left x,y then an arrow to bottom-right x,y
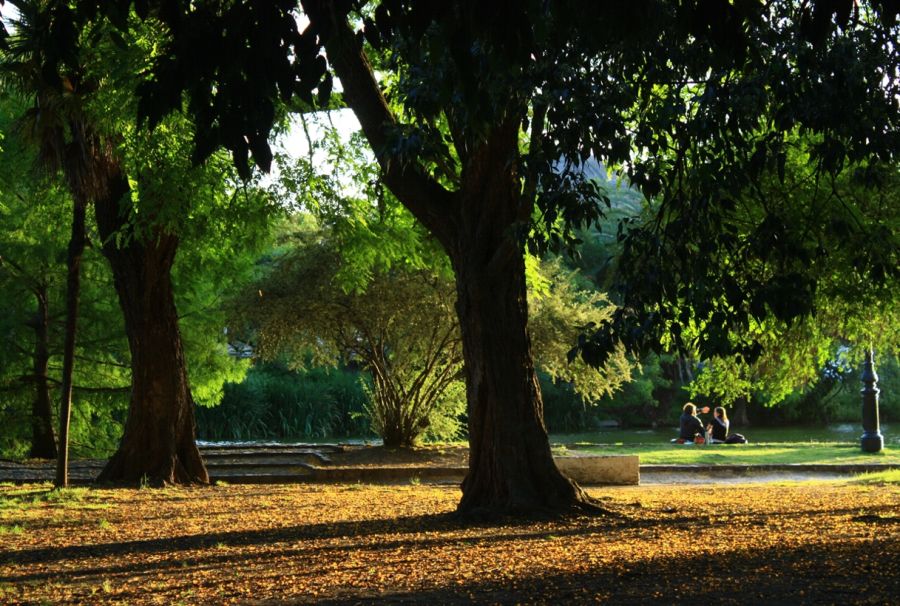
554,455 -> 640,485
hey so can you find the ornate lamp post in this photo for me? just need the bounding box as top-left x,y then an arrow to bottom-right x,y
860,347 -> 883,453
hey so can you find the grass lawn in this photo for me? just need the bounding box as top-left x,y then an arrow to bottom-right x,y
0,481 -> 897,605
561,442 -> 900,466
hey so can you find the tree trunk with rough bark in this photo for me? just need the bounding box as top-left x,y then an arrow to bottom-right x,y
94,177 -> 207,486
29,285 -> 57,460
449,127 -> 594,515
55,200 -> 87,487
454,243 -> 590,514
312,4 -> 597,514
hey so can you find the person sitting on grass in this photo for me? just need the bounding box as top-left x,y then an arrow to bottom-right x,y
707,406 -> 729,443
706,406 -> 748,444
678,402 -> 709,443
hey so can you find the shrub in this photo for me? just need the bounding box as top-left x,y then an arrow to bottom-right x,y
196,363 -> 372,442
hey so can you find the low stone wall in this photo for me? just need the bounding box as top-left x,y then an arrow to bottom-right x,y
0,453 -> 642,486
306,456 -> 640,485
554,455 -> 640,485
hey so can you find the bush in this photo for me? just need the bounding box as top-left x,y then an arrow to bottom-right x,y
583,355 -> 688,429
541,372 -> 601,433
196,362 -> 372,442
0,394 -> 30,460
0,388 -> 126,460
421,381 -> 466,443
69,393 -> 126,458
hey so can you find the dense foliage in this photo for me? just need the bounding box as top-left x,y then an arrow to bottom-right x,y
195,363 -> 372,442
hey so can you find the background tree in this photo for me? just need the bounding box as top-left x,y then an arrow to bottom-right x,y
87,38 -> 272,484
581,3 -> 900,367
240,227 -> 464,447
677,149 -> 900,416
243,128 -> 635,447
0,93 -> 133,460
1,1 -> 131,484
1,5 -> 270,483
0,87 -> 257,464
0,103 -> 66,458
528,257 -> 633,405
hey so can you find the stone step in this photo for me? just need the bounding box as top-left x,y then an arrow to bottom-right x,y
207,463 -> 317,475
208,472 -> 316,484
198,443 -> 344,453
203,454 -> 331,466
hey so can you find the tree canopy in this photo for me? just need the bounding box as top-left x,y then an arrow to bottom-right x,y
37,0 -> 896,362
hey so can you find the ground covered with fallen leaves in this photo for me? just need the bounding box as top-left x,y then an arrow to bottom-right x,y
1,481 -> 898,604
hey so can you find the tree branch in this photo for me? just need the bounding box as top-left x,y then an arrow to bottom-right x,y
0,251 -> 44,293
522,98 -> 547,215
303,0 -> 458,248
45,376 -> 130,393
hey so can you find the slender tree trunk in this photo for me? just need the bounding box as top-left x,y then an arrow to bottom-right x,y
381,424 -> 411,449
451,127 -> 595,515
55,200 -> 87,487
29,285 -> 57,460
733,396 -> 750,428
93,179 -> 207,485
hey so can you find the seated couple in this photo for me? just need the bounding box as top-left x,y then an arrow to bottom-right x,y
678,403 -> 747,444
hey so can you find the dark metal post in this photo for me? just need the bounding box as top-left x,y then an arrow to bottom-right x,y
860,347 -> 883,453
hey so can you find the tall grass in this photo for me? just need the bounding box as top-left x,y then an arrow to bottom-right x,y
195,363 -> 372,442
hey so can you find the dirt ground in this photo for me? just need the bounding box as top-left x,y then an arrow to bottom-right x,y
1,481 -> 898,605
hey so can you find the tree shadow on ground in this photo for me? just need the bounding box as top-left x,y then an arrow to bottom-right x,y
3,499 -> 898,597
4,500 -> 898,573
309,539 -> 899,605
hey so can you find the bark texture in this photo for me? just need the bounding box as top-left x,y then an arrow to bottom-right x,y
94,176 -> 207,485
29,285 -> 57,460
450,127 -> 592,515
454,247 -> 588,514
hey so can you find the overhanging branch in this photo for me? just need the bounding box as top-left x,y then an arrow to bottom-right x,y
302,0 -> 458,248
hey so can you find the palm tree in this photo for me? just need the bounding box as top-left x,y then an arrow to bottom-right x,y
1,0 -> 125,485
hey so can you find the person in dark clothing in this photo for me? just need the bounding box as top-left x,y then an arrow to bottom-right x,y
706,406 -> 749,444
679,403 -> 709,441
708,406 -> 729,443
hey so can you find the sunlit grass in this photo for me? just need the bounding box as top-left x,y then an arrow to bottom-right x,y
569,442 -> 899,465
850,469 -> 900,485
0,485 -> 112,513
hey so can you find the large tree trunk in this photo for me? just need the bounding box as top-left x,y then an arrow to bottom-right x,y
451,126 -> 595,516
454,245 -> 591,515
312,6 -> 595,515
29,285 -> 57,460
93,178 -> 207,485
55,200 -> 87,486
